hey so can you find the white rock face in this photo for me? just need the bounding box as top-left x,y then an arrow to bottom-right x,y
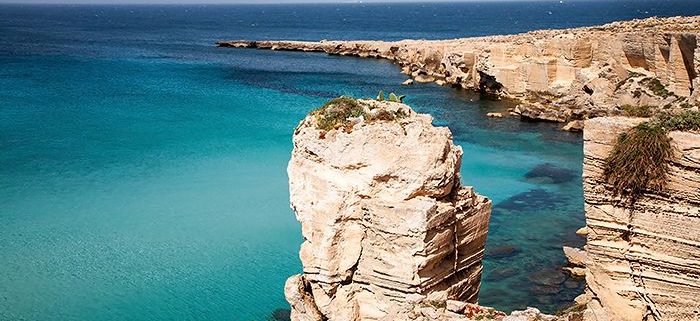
583,117 -> 700,321
286,100 -> 492,321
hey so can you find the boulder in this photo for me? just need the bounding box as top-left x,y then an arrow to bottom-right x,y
562,120 -> 584,132
563,246 -> 587,267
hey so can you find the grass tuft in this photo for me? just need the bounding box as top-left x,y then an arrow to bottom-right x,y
604,122 -> 673,197
621,104 -> 653,117
643,78 -> 674,98
604,111 -> 700,197
313,97 -> 366,131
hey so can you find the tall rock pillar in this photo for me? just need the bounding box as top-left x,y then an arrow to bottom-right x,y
285,99 -> 492,321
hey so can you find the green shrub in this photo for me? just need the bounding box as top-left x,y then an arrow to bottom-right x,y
386,92 -> 406,103
653,111 -> 700,132
621,104 -> 653,117
644,78 -> 674,98
366,108 -> 408,122
313,97 -> 366,131
604,122 -> 673,197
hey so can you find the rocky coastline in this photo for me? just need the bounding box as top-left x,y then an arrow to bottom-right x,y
280,96 -> 700,321
283,97 -> 598,321
218,16 -> 700,126
221,15 -> 700,321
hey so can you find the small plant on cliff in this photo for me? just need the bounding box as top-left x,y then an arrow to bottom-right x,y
642,78 -> 674,98
621,104 -> 653,117
376,90 -> 385,101
375,91 -> 405,103
387,92 -> 406,103
604,111 -> 700,197
604,121 -> 673,197
366,108 -> 408,122
313,97 -> 366,131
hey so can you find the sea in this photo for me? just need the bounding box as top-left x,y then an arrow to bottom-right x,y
1,1 -> 699,320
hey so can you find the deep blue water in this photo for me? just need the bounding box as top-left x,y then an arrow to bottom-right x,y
1,1 -> 699,321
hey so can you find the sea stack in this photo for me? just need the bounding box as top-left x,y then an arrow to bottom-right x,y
285,98 -> 492,321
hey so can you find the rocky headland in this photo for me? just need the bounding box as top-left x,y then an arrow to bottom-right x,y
219,16 -> 700,125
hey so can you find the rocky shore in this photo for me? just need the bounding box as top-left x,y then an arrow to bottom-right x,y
283,97 -> 596,321
281,96 -> 700,321
218,16 -> 700,125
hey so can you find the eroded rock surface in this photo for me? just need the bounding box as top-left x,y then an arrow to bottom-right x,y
286,99 -> 493,321
220,16 -> 700,122
583,117 -> 700,321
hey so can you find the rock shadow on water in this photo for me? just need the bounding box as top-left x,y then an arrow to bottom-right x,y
266,308 -> 291,321
485,245 -> 520,260
524,163 -> 577,184
495,188 -> 569,212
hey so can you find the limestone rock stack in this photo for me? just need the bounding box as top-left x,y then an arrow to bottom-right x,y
285,100 -> 492,321
583,117 -> 700,321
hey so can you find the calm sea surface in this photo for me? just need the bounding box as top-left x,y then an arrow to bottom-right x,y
2,1 -> 699,320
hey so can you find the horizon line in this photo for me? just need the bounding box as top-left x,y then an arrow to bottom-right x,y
0,0 -> 614,5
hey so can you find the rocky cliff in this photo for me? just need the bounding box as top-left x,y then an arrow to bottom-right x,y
582,117 -> 700,321
286,98 -> 496,321
219,16 -> 700,123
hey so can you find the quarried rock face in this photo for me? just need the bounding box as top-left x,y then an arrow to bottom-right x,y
583,117 -> 700,321
286,99 -> 492,321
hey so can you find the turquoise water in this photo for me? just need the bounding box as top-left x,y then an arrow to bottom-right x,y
2,2 -> 700,320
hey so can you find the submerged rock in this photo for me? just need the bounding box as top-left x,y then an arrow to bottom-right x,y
524,163 -> 577,184
486,245 -> 520,259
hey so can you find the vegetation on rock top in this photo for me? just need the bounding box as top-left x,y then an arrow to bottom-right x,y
604,111 -> 700,197
313,97 -> 366,131
312,96 -> 409,133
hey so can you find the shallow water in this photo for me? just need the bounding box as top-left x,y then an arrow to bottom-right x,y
2,2 -> 700,320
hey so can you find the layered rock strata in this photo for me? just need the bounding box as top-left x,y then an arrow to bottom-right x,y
582,117 -> 700,321
219,16 -> 700,122
285,99 -> 493,321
